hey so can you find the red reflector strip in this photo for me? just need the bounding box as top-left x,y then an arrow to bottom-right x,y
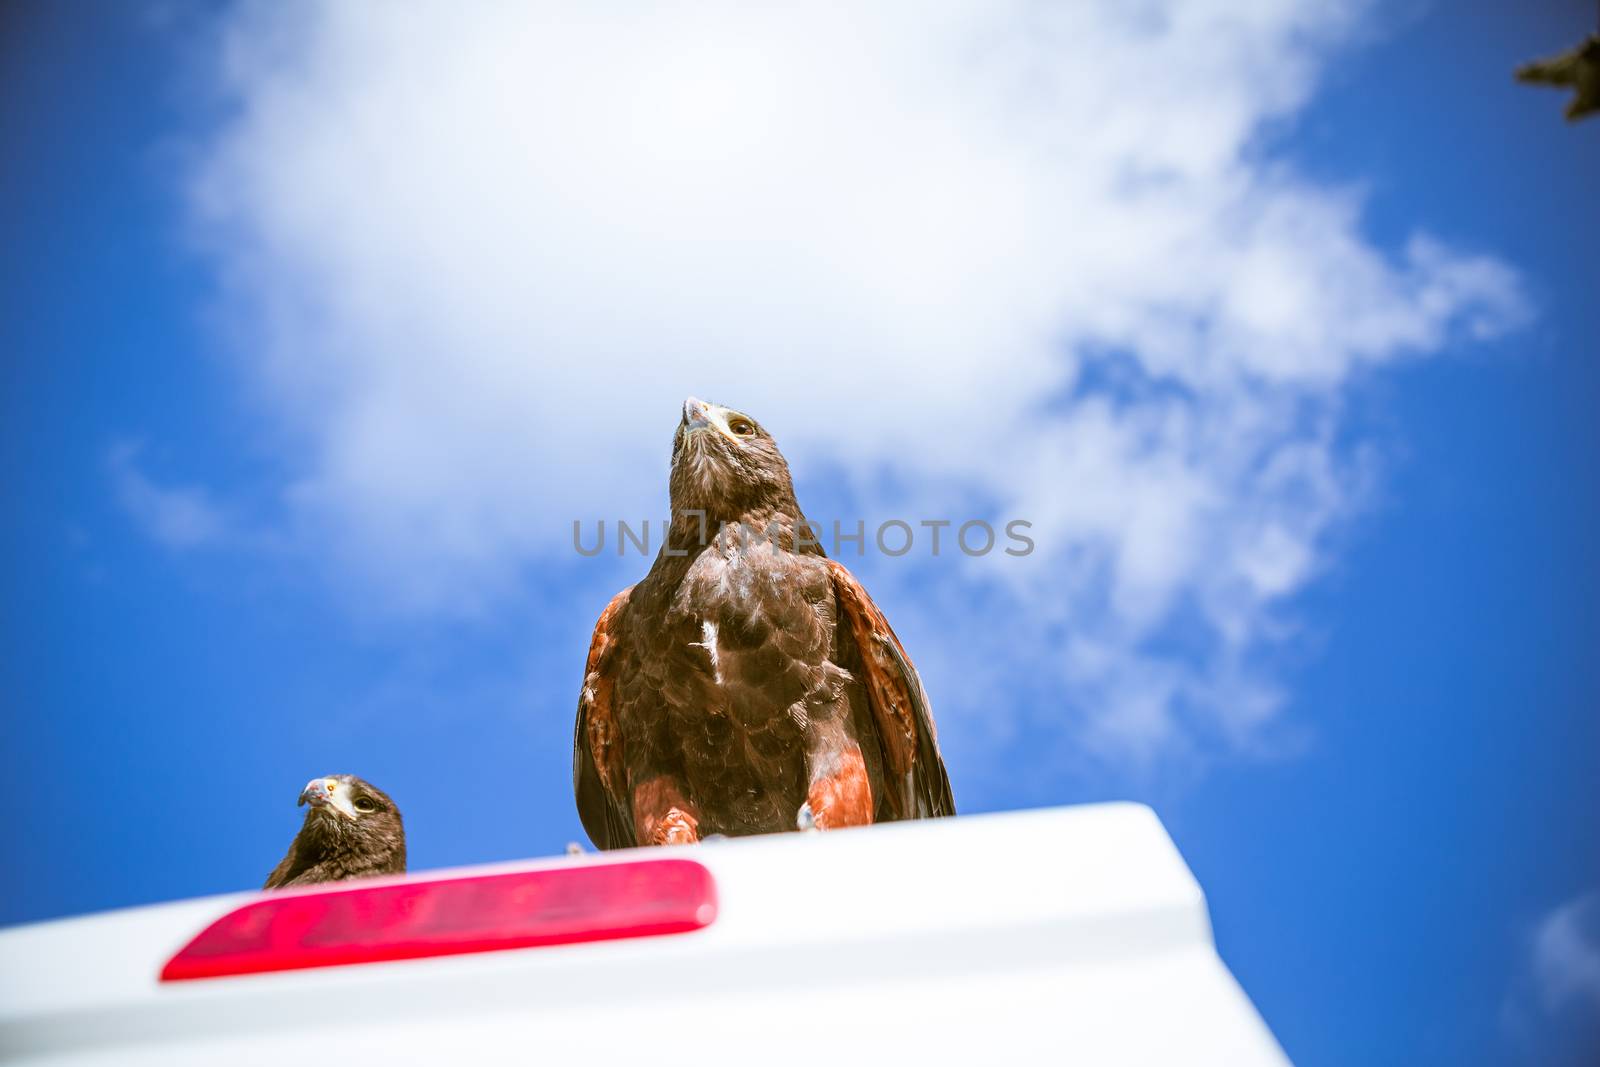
161,858 -> 717,982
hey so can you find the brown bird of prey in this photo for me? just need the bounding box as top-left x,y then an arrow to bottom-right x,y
1516,32 -> 1600,121
263,774 -> 406,888
574,397 -> 955,849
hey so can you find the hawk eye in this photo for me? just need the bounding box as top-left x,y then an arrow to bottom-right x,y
729,418 -> 755,437
353,797 -> 378,814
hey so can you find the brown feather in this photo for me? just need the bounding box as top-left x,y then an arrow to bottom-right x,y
574,588 -> 636,850
826,559 -> 955,820
571,398 -> 954,849
263,775 -> 405,889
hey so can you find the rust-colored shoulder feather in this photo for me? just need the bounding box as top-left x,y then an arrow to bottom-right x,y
825,560 -> 955,820
573,587 -> 636,850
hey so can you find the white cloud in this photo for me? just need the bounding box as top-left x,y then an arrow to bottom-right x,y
1502,890 -> 1600,1057
185,0 -> 1525,762
109,442 -> 229,550
1532,892 -> 1600,1015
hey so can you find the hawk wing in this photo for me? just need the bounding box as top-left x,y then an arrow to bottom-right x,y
263,845 -> 302,889
1516,49 -> 1582,86
826,559 -> 955,821
573,587 -> 636,850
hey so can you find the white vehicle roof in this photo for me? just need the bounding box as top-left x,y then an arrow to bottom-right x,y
0,803 -> 1286,1066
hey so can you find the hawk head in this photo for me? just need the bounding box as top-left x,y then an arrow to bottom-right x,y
264,773 -> 406,888
670,397 -> 799,522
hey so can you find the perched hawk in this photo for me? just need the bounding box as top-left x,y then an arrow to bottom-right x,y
263,774 -> 406,888
1516,33 -> 1600,121
574,397 -> 955,849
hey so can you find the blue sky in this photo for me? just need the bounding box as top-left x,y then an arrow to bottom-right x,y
2,3 -> 1597,1064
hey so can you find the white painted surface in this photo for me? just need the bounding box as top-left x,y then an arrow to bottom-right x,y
0,803 -> 1288,1065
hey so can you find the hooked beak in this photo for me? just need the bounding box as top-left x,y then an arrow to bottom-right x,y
299,776 -> 358,820
682,396 -> 740,444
